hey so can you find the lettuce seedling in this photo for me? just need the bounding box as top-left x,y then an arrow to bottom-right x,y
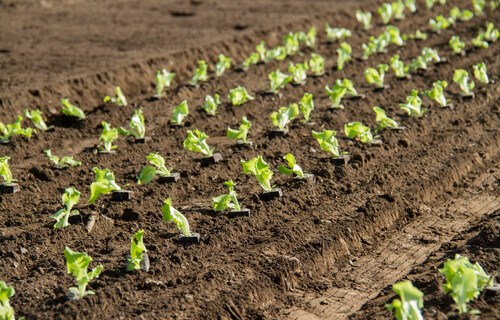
426,0 -> 437,8
295,27 -> 317,49
189,60 -> 208,85
386,25 -> 404,46
64,247 -> 103,299
24,109 -> 48,132
227,116 -> 252,144
439,254 -> 491,314
364,64 -> 389,89
61,98 -> 86,120
345,122 -> 380,144
0,156 -> 14,185
392,0 -> 406,20
429,15 -> 451,32
336,42 -> 352,70
449,7 -> 474,22
104,86 -> 127,106
264,46 -> 287,62
50,187 -> 80,229
0,281 -> 16,320
162,198 -> 192,236
212,180 -> 241,212
449,36 -> 465,55
171,100 -> 189,125
299,93 -> 314,123
283,33 -> 300,56
473,0 -> 486,14
99,121 -> 118,152
279,153 -> 310,178
423,81 -> 451,107
325,83 -> 347,109
309,53 -> 325,76
155,68 -> 176,97
471,31 -> 489,48
373,106 -> 402,131
422,47 -> 442,63
203,94 -> 221,116
408,56 -> 428,72
183,129 -> 214,157
269,70 -> 292,93
0,115 -> 34,143
215,54 -> 231,77
88,167 -> 121,204
390,55 -> 410,78
312,130 -> 346,158
356,10 -> 372,30
256,41 -> 267,61
405,30 -> 428,40
44,149 -> 82,168
385,281 -> 424,320
472,62 -> 489,84
453,69 -> 475,96
400,90 -> 426,116
361,41 -> 377,60
325,24 -> 351,42
228,86 -> 254,106
405,0 -> 417,12
137,152 -> 173,184
378,3 -> 393,24
484,22 -> 499,41
270,103 -> 299,132
242,52 -> 259,70
492,1 -> 500,11
126,230 -> 147,272
288,61 -> 308,84
241,156 -> 274,191
119,109 -> 145,139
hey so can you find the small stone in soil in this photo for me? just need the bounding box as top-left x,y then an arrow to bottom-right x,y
112,190 -> 134,201
228,209 -> 251,218
259,188 -> 283,201
179,233 -> 200,245
158,172 -> 181,183
0,183 -> 20,194
135,136 -> 152,143
200,153 -> 223,167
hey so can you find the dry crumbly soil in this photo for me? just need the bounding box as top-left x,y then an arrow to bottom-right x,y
0,0 -> 499,319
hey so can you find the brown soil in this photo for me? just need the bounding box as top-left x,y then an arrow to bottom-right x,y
0,0 -> 499,319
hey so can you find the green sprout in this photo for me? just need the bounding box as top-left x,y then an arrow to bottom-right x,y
453,69 -> 475,96
278,153 -> 310,178
422,47 -> 442,63
392,0 -> 406,20
170,100 -> 189,125
325,24 -> 351,42
269,70 -> 292,93
126,230 -> 147,272
24,109 -> 48,132
183,129 -> 214,157
242,52 -> 259,70
472,62 -> 489,84
228,86 -> 254,106
256,41 -> 267,61
408,56 -> 428,72
309,53 -> 325,76
385,281 -> 424,320
0,281 -> 16,320
364,64 -> 389,89
400,90 -> 426,117
356,10 -> 372,30
215,53 -> 231,77
449,7 -> 474,22
212,180 -> 241,212
99,121 -> 118,152
473,0 -> 486,14
104,86 -> 127,106
0,116 -> 34,143
386,25 -> 404,46
137,152 -> 173,184
270,104 -> 299,132
0,156 -> 15,185
64,247 -> 103,299
325,81 -> 348,109
378,3 -> 393,24
405,30 -> 428,40
155,69 -> 176,97
88,167 -> 121,204
203,94 -> 221,116
484,22 -> 499,41
429,15 -> 451,32
264,46 -> 287,62
426,0 -> 437,8
162,198 -> 192,236
373,106 -> 402,131
288,61 -> 308,84
312,130 -> 346,158
390,55 -> 410,78
492,1 -> 500,11
344,122 -> 380,144
44,149 -> 82,168
299,93 -> 314,123
405,0 -> 417,12
61,98 -> 86,120
423,81 -> 451,107
189,60 -> 208,85
283,33 -> 300,56
241,156 -> 274,192
472,31 -> 489,48
50,187 -> 80,229
449,36 -> 465,55
336,42 -> 352,70
227,116 -> 252,144
295,27 -> 317,49
119,109 -> 145,139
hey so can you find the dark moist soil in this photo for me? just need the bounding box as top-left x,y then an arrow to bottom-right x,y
0,0 -> 499,319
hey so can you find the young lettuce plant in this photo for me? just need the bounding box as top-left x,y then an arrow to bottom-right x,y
309,53 -> 325,76
0,116 -> 34,143
228,86 -> 254,106
61,98 -> 86,120
299,93 -> 314,123
344,122 -> 380,144
392,0 -> 406,20
189,60 -> 208,85
473,0 -> 486,14
390,55 -> 410,78
288,62 -> 309,84
439,254 -> 491,314
373,106 -> 402,131
378,3 -> 393,24
212,180 -> 242,212
227,116 -> 252,144
311,129 -> 347,158
472,31 -> 489,48
336,42 -> 352,70
270,104 -> 299,132
264,46 -> 287,62
183,129 -> 214,158
269,70 -> 292,93
24,109 -> 48,132
0,156 -> 15,185
99,121 -> 118,152
386,25 -> 404,46
88,167 -> 121,204
426,0 -> 437,8
242,52 -> 259,70
325,24 -> 351,42
325,80 -> 350,109
400,90 -> 426,116
119,109 -> 145,139
126,230 -> 148,272
203,94 -> 221,116
256,41 -> 267,61
405,0 -> 417,12
241,156 -> 274,192
492,1 -> 500,11
0,281 -> 16,320
422,47 -> 442,64
404,30 -> 428,40
449,7 -> 474,22
453,69 -> 475,96
408,55 -> 428,72
137,152 -> 174,184
385,281 -> 424,320
295,27 -> 317,49
364,64 -> 389,89
278,153 -> 312,179
449,36 -> 466,55
162,198 -> 194,237
472,62 -> 489,84
50,187 -> 80,229
429,15 -> 452,32
64,247 -> 103,300
423,81 -> 451,107
44,149 -> 82,168
215,53 -> 231,77
170,100 -> 189,125
155,69 -> 176,97
484,22 -> 499,41
104,86 -> 127,106
283,33 -> 300,56
356,10 -> 372,30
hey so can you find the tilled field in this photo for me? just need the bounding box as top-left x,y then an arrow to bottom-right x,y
0,0 -> 499,319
